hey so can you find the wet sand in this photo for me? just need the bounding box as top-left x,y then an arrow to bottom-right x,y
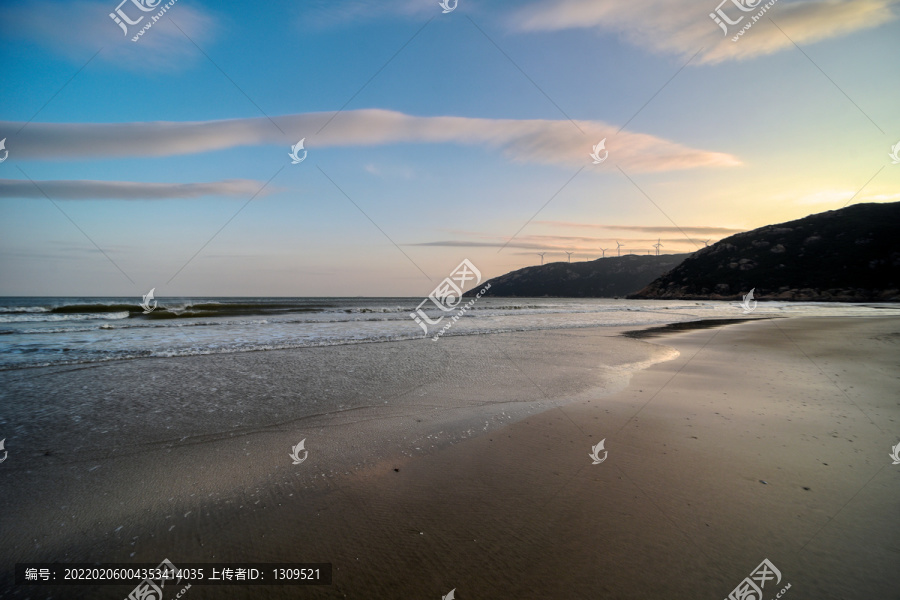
1,317 -> 898,598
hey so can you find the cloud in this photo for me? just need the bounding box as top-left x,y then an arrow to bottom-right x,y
794,189 -> 857,205
534,221 -> 745,234
2,109 -> 739,172
411,233 -> 709,253
300,0 -> 431,28
363,162 -> 415,179
861,193 -> 900,202
0,241 -> 133,260
0,178 -> 272,200
794,189 -> 900,205
0,1 -> 218,70
511,0 -> 898,64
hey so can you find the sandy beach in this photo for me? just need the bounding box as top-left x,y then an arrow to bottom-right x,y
1,315 -> 898,599
5,1 -> 899,597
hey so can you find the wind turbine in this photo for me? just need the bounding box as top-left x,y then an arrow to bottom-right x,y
565,251 -> 574,263
599,248 -> 608,258
701,239 -> 711,247
616,241 -> 624,257
538,252 -> 546,265
653,238 -> 663,256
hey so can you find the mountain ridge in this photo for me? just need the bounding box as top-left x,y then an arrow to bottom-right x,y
629,202 -> 900,302
463,253 -> 692,298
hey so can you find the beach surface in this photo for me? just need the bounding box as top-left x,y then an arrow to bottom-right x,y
1,316 -> 898,599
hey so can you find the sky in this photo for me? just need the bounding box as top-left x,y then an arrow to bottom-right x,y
0,0 -> 898,297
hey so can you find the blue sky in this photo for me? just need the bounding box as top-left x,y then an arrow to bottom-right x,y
1,0 -> 898,296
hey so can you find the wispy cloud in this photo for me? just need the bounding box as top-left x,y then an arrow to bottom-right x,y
0,1 -> 218,70
512,0 -> 898,64
792,189 -> 900,205
363,162 -> 415,179
411,233 -> 707,253
2,109 -> 739,172
1,241 -> 133,260
300,0 -> 432,28
534,221 -> 745,234
862,193 -> 900,202
0,178 -> 272,200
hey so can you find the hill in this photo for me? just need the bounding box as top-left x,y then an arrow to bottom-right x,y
463,254 -> 692,298
629,202 -> 900,302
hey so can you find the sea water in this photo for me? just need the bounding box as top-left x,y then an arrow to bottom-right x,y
1,296 -> 897,370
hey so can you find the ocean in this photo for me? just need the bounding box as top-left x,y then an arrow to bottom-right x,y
1,296 -> 897,370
